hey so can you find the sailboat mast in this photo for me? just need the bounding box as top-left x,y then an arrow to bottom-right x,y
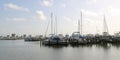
78,19 -> 80,33
80,11 -> 83,35
51,13 -> 53,34
103,15 -> 109,33
55,16 -> 58,35
54,16 -> 57,35
54,16 -> 55,35
103,15 -> 109,36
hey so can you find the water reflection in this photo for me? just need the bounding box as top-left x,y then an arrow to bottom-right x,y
41,43 -> 120,49
70,44 -> 93,48
25,40 -> 120,49
95,44 -> 111,50
1,40 -> 120,60
43,45 -> 68,48
111,43 -> 120,48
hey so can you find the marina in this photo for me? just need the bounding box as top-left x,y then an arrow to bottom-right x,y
22,32 -> 120,46
21,12 -> 120,46
1,0 -> 120,60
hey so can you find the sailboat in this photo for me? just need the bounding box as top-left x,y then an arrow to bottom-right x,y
69,11 -> 87,45
42,13 -> 68,45
100,15 -> 113,43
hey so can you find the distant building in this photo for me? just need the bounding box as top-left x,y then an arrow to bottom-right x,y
7,35 -> 10,37
23,34 -> 26,38
0,36 -> 3,39
16,35 -> 19,38
11,34 -> 16,37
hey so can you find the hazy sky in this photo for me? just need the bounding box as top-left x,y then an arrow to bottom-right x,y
0,0 -> 120,36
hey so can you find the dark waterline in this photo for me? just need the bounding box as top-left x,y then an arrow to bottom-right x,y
0,40 -> 120,60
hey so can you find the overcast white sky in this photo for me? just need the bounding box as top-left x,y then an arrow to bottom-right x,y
0,0 -> 120,36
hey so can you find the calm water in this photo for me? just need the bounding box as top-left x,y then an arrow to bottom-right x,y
0,40 -> 120,60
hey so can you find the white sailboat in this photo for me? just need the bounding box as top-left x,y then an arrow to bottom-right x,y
69,11 -> 87,44
42,13 -> 68,45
